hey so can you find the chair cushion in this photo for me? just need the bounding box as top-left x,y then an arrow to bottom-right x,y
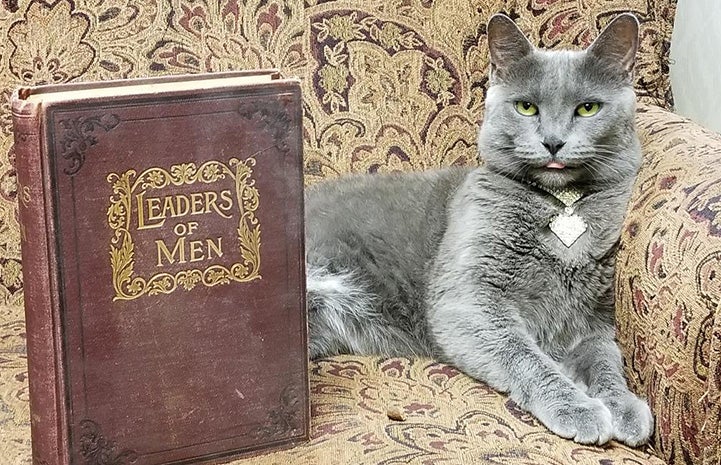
232,355 -> 664,465
0,302 -> 666,465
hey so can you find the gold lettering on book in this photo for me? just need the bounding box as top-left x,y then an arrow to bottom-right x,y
16,181 -> 31,241
106,159 -> 261,301
136,190 -> 234,230
19,184 -> 31,208
155,237 -> 224,266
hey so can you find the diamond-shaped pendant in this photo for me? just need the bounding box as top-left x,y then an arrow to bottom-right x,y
549,207 -> 588,247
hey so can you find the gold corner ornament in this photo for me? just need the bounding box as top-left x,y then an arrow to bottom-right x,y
106,158 -> 261,301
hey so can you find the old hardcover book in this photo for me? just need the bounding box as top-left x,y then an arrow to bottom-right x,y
12,70 -> 308,465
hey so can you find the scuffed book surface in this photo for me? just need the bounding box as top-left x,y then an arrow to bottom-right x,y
12,71 -> 308,465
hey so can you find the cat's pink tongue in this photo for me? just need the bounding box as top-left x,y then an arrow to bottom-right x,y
545,161 -> 566,169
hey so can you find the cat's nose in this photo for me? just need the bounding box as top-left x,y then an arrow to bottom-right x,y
542,138 -> 566,155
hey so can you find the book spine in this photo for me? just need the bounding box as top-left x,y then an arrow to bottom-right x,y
12,96 -> 66,465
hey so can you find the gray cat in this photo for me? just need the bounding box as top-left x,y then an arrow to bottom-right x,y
304,13 -> 653,446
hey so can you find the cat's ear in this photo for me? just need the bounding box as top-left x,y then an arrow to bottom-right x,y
587,13 -> 640,73
487,14 -> 534,73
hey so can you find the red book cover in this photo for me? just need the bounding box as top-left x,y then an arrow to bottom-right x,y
11,70 -> 309,465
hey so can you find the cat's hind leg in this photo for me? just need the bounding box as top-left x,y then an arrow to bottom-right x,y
306,266 -> 374,358
306,265 -> 424,358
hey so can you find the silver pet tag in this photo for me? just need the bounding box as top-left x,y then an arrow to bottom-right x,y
549,206 -> 588,247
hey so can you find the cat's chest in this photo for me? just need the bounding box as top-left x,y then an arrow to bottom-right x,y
521,195 -> 622,264
520,205 -> 614,296
509,197 -> 619,342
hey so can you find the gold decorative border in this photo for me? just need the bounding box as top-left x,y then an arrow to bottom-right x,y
106,158 -> 261,301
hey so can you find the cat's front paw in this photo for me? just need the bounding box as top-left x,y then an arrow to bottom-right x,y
535,395 -> 614,445
600,393 -> 654,447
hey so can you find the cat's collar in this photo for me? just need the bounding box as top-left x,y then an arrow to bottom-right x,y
524,180 -> 584,208
523,179 -> 588,247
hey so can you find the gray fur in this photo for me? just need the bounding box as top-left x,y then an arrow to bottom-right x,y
304,13 -> 653,446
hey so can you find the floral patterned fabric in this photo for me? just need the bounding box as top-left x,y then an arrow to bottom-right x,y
0,0 -> 677,307
0,0 -> 707,464
301,0 -> 676,185
617,104 -> 721,465
0,323 -> 668,464
229,356 -> 666,465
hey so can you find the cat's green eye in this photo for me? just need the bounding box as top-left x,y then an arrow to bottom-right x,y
576,102 -> 601,117
515,101 -> 538,116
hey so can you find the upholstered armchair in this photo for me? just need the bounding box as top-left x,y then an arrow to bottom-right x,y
1,1 -> 719,464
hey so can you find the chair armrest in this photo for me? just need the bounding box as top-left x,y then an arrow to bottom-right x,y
616,103 -> 721,465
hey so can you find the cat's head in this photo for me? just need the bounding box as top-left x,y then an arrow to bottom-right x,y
478,13 -> 642,190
